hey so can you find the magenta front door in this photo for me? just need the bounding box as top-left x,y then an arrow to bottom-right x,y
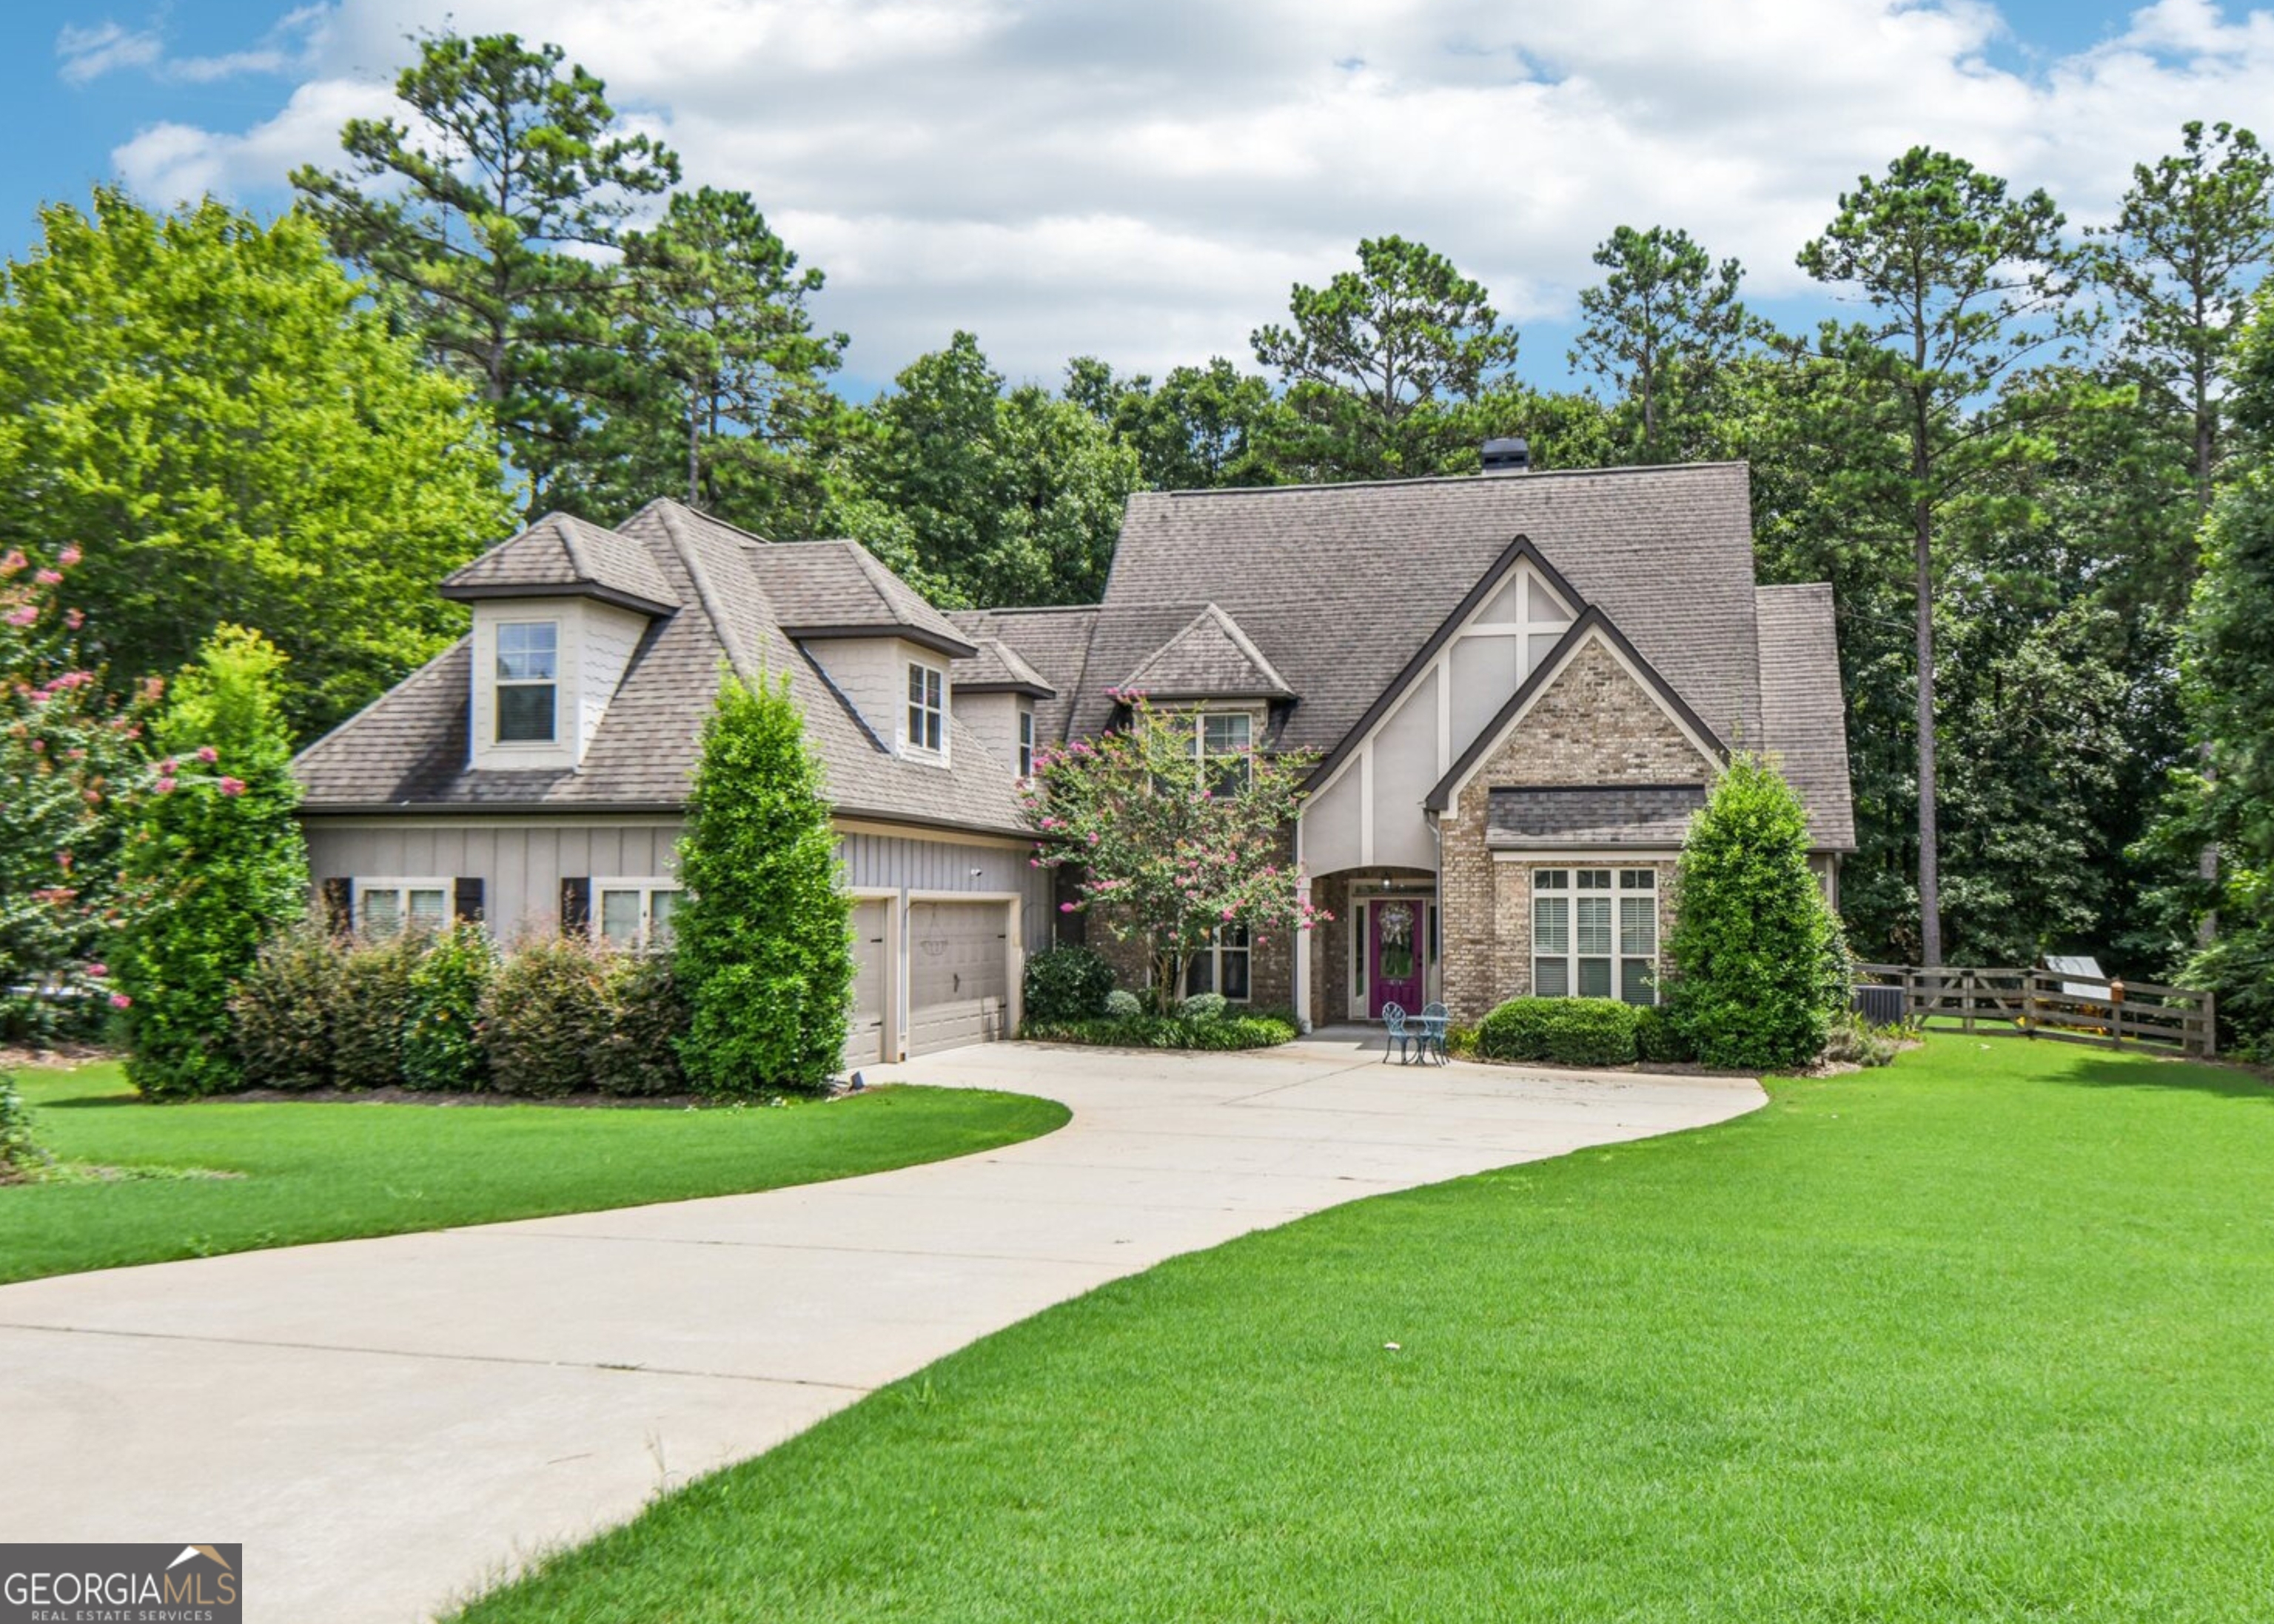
1367,899 -> 1424,1019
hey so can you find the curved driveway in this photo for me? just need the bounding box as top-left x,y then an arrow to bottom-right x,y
0,1035 -> 1761,1623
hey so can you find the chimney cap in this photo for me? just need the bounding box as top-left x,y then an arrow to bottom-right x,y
1480,437 -> 1530,474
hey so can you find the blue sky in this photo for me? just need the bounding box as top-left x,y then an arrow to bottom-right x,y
12,1 -> 2274,397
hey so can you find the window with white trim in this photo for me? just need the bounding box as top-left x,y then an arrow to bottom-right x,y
1532,868 -> 1658,1004
495,622 -> 559,743
906,660 -> 945,754
1184,925 -> 1251,1002
1017,705 -> 1035,776
357,878 -> 450,936
594,880 -> 682,950
1194,711 -> 1252,794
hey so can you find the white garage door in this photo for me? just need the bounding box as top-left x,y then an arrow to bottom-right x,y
845,899 -> 891,1070
906,900 -> 1011,1057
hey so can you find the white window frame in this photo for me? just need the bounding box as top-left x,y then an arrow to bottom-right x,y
905,658 -> 946,756
1182,924 -> 1252,1004
1531,868 -> 1659,1004
494,620 -> 560,745
354,876 -> 452,936
1017,704 -> 1036,777
1193,709 -> 1254,793
592,878 -> 683,951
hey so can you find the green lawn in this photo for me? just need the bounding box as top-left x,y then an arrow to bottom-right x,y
0,1063 -> 1066,1286
455,1036 -> 2274,1623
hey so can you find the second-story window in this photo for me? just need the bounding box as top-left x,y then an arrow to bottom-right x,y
496,622 -> 558,743
1197,711 -> 1252,793
907,660 -> 945,754
1018,705 -> 1035,776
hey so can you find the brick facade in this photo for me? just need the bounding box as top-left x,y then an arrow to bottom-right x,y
1081,826 -> 1296,1015
1436,637 -> 1716,1024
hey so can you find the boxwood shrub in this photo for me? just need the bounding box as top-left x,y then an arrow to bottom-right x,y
478,935 -> 613,1098
1022,944 -> 1116,1024
1476,996 -> 1643,1067
1024,1010 -> 1298,1050
1632,1003 -> 1693,1064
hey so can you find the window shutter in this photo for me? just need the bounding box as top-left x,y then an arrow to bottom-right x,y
454,877 -> 486,925
560,876 -> 591,935
319,877 -> 352,935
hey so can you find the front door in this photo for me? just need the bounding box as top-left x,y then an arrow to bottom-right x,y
1368,899 -> 1424,1019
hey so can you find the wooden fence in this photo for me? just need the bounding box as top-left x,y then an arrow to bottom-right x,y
1852,964 -> 2217,1058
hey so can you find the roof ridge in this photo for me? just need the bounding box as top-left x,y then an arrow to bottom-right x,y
1150,461 -> 1750,500
552,514 -> 591,583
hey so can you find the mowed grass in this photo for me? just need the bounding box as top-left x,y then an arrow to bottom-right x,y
0,1064 -> 1067,1285
457,1036 -> 2274,1623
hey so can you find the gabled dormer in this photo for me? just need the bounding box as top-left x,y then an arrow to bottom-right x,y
950,638 -> 1056,776
743,539 -> 979,767
440,513 -> 679,772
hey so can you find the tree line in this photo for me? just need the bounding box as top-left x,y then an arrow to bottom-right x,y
5,25 -> 2273,1024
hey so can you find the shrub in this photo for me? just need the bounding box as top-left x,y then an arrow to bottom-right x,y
594,951 -> 690,1097
674,671 -> 852,1097
1665,753 -> 1849,1070
1821,1009 -> 1909,1068
1103,989 -> 1143,1019
1444,1024 -> 1479,1059
230,919 -> 348,1090
1633,1004 -> 1694,1064
0,1076 -> 52,1182
403,922 -> 497,1093
116,626 -> 309,1098
1023,944 -> 1115,1024
1022,1011 -> 1298,1050
480,934 -> 611,1098
331,930 -> 425,1091
1178,991 -> 1229,1022
1477,997 -> 1643,1067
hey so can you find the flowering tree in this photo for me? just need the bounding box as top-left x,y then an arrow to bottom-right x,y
0,546 -> 152,1041
1024,691 -> 1329,1014
115,625 -> 309,1098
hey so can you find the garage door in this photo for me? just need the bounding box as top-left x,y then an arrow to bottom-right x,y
845,899 -> 891,1070
905,900 -> 1011,1057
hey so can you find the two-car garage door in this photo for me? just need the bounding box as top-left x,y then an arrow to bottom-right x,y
845,897 -> 1013,1068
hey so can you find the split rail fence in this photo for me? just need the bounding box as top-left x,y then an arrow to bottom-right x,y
1851,964 -> 2216,1058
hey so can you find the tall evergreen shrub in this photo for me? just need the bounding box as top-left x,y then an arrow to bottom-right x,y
674,671 -> 851,1095
116,626 -> 309,1098
1666,754 -> 1850,1069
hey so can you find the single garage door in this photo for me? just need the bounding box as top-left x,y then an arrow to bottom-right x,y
905,900 -> 1010,1057
845,899 -> 891,1070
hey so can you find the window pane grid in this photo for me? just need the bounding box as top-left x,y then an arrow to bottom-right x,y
1535,868 -> 1658,1004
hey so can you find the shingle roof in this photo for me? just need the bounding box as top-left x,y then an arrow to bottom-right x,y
440,511 -> 680,615
953,637 -> 1056,697
1754,582 -> 1857,851
1121,604 -> 1295,699
1082,466 -> 1762,761
1484,785 -> 1708,849
295,500 -> 1026,836
945,606 -> 1100,745
743,538 -> 976,657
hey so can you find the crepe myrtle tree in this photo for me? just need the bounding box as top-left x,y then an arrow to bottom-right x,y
1024,690 -> 1329,1015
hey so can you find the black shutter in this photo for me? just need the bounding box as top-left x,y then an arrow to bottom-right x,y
454,876 -> 486,925
560,876 -> 591,935
319,877 -> 352,935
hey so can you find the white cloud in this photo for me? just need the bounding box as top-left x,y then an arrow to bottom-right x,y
101,0 -> 2274,383
59,7 -> 329,87
58,21 -> 164,85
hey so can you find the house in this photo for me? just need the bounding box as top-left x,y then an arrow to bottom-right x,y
292,457 -> 1853,1056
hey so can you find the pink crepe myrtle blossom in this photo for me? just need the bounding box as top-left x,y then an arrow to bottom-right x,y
63,608 -> 82,629
0,549 -> 24,576
34,568 -> 61,586
195,745 -> 218,764
109,992 -> 131,1010
218,776 -> 246,796
4,605 -> 34,627
84,962 -> 107,979
154,776 -> 177,794
56,545 -> 81,567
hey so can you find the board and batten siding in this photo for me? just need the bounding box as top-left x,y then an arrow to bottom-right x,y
301,818 -> 1050,950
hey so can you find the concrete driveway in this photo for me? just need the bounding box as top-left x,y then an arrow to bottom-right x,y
0,1036 -> 1760,1623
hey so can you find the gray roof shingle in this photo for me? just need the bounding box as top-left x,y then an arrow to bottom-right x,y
1485,784 -> 1708,849
440,510 -> 680,615
296,500 -> 1026,836
1121,604 -> 1295,699
945,606 -> 1101,745
743,538 -> 976,657
953,638 -> 1056,697
1754,582 -> 1857,851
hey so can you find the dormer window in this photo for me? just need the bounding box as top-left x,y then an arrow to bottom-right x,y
906,660 -> 945,754
1018,705 -> 1036,776
496,622 -> 559,743
1197,711 -> 1252,793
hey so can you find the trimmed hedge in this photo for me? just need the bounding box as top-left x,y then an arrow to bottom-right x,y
1023,944 -> 1116,1024
1633,1003 -> 1693,1064
1476,997 -> 1644,1067
1023,1010 -> 1298,1051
